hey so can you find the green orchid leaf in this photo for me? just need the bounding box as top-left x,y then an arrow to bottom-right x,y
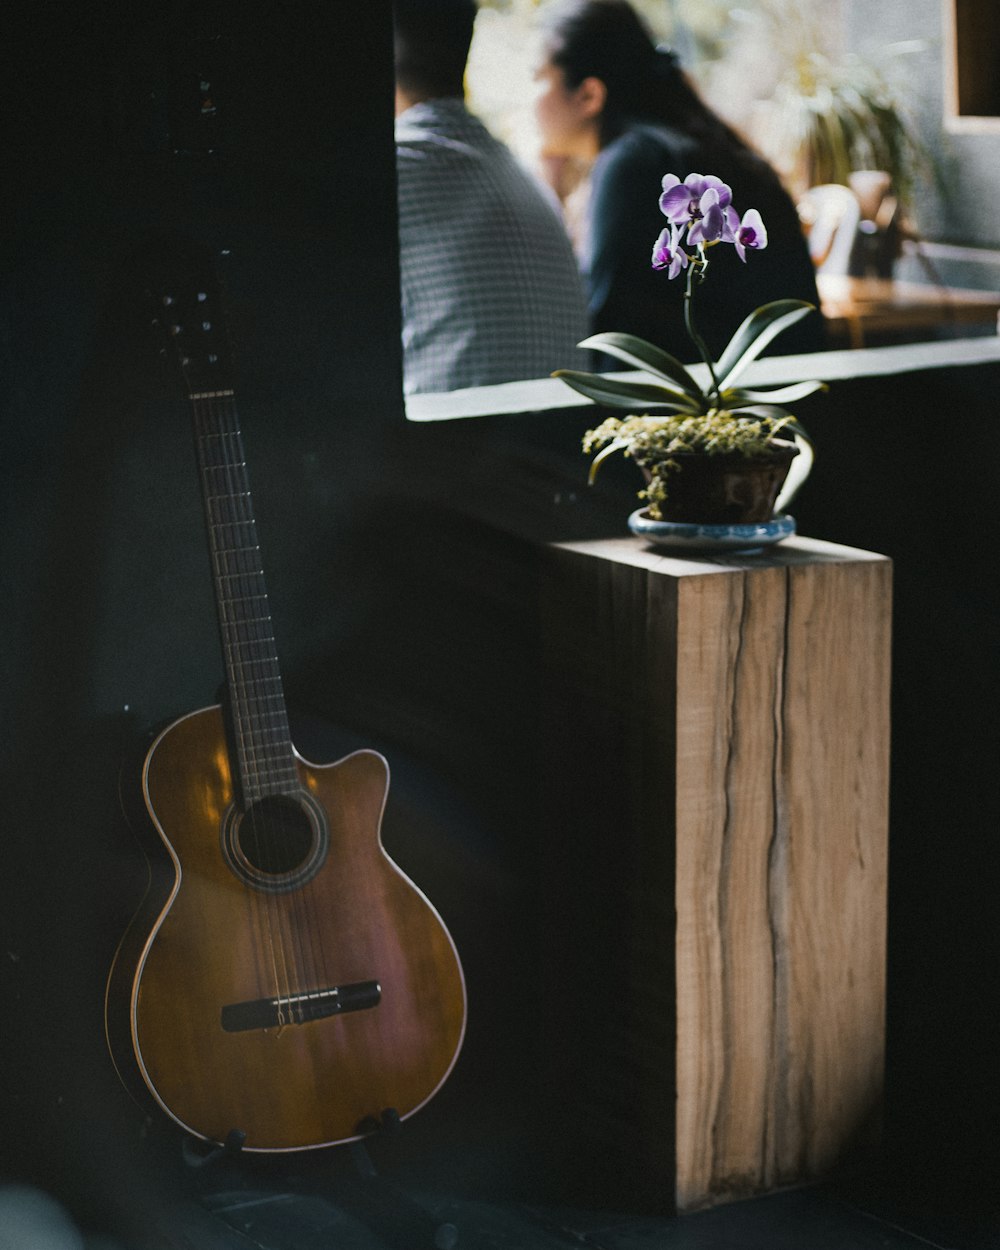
726,402 -> 794,422
587,437 -> 630,484
714,300 -> 817,391
576,332 -> 705,401
723,380 -> 828,405
552,369 -> 703,412
775,424 -> 815,513
783,415 -> 814,446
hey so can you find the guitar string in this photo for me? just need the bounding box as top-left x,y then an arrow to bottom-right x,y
215,394 -> 297,1024
219,394 -> 320,1027
221,390 -> 332,1029
241,392 -> 334,1032
212,393 -> 326,1025
198,392 -> 292,1023
213,394 -> 296,1023
195,394 -> 271,1013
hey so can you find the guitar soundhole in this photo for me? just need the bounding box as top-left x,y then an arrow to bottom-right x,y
222,791 -> 328,891
239,796 -> 314,874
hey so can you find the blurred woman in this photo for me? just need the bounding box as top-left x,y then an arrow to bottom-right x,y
533,0 -> 824,359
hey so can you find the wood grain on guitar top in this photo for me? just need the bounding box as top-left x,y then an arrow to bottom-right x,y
106,705 -> 467,1152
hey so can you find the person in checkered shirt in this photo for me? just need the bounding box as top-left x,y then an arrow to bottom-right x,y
394,0 -> 589,395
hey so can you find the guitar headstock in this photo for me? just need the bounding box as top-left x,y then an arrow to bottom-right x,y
146,241 -> 234,396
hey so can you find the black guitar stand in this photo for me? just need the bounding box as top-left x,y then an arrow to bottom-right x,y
181,1128 -> 247,1170
181,1114 -> 460,1250
332,1109 -> 461,1250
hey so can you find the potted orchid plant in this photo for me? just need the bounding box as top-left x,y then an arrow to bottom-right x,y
553,172 -> 827,539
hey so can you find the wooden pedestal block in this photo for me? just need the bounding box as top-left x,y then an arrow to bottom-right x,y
537,536 -> 891,1213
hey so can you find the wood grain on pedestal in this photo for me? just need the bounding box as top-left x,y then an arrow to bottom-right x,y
674,552 -> 890,1208
540,537 -> 891,1213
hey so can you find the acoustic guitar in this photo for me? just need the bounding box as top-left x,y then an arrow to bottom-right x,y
105,243 -> 466,1152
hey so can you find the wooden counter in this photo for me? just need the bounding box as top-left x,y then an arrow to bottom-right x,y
818,273 -> 1000,348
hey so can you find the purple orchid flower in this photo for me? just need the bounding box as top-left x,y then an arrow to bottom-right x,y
727,206 -> 768,261
659,173 -> 733,229
651,226 -> 689,279
686,187 -> 732,247
654,172 -> 769,281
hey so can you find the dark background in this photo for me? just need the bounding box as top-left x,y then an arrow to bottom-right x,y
2,0 -> 998,1237
0,0 -> 416,1231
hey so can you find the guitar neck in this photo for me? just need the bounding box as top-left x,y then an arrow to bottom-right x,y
190,388 -> 297,805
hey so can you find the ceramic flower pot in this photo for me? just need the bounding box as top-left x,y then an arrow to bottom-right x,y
641,438 -> 799,525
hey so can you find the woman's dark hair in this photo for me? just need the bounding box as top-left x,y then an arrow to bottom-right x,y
539,0 -> 750,157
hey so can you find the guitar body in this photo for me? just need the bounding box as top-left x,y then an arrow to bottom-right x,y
107,705 -> 467,1151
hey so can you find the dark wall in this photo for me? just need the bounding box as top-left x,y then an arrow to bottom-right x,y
790,362 -> 1000,1199
0,0 -> 412,1231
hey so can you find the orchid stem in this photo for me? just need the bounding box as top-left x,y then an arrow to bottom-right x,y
684,250 -> 720,405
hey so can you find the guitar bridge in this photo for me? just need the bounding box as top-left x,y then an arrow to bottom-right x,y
221,980 -> 381,1032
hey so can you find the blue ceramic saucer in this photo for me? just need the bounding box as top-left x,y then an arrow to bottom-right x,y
628,509 -> 796,554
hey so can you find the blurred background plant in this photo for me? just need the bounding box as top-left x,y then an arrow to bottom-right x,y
742,1 -> 936,219
762,46 -> 931,207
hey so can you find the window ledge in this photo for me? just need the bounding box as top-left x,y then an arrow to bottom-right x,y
404,337 -> 1000,423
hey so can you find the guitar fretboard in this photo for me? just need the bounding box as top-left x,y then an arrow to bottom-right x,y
191,389 -> 298,803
